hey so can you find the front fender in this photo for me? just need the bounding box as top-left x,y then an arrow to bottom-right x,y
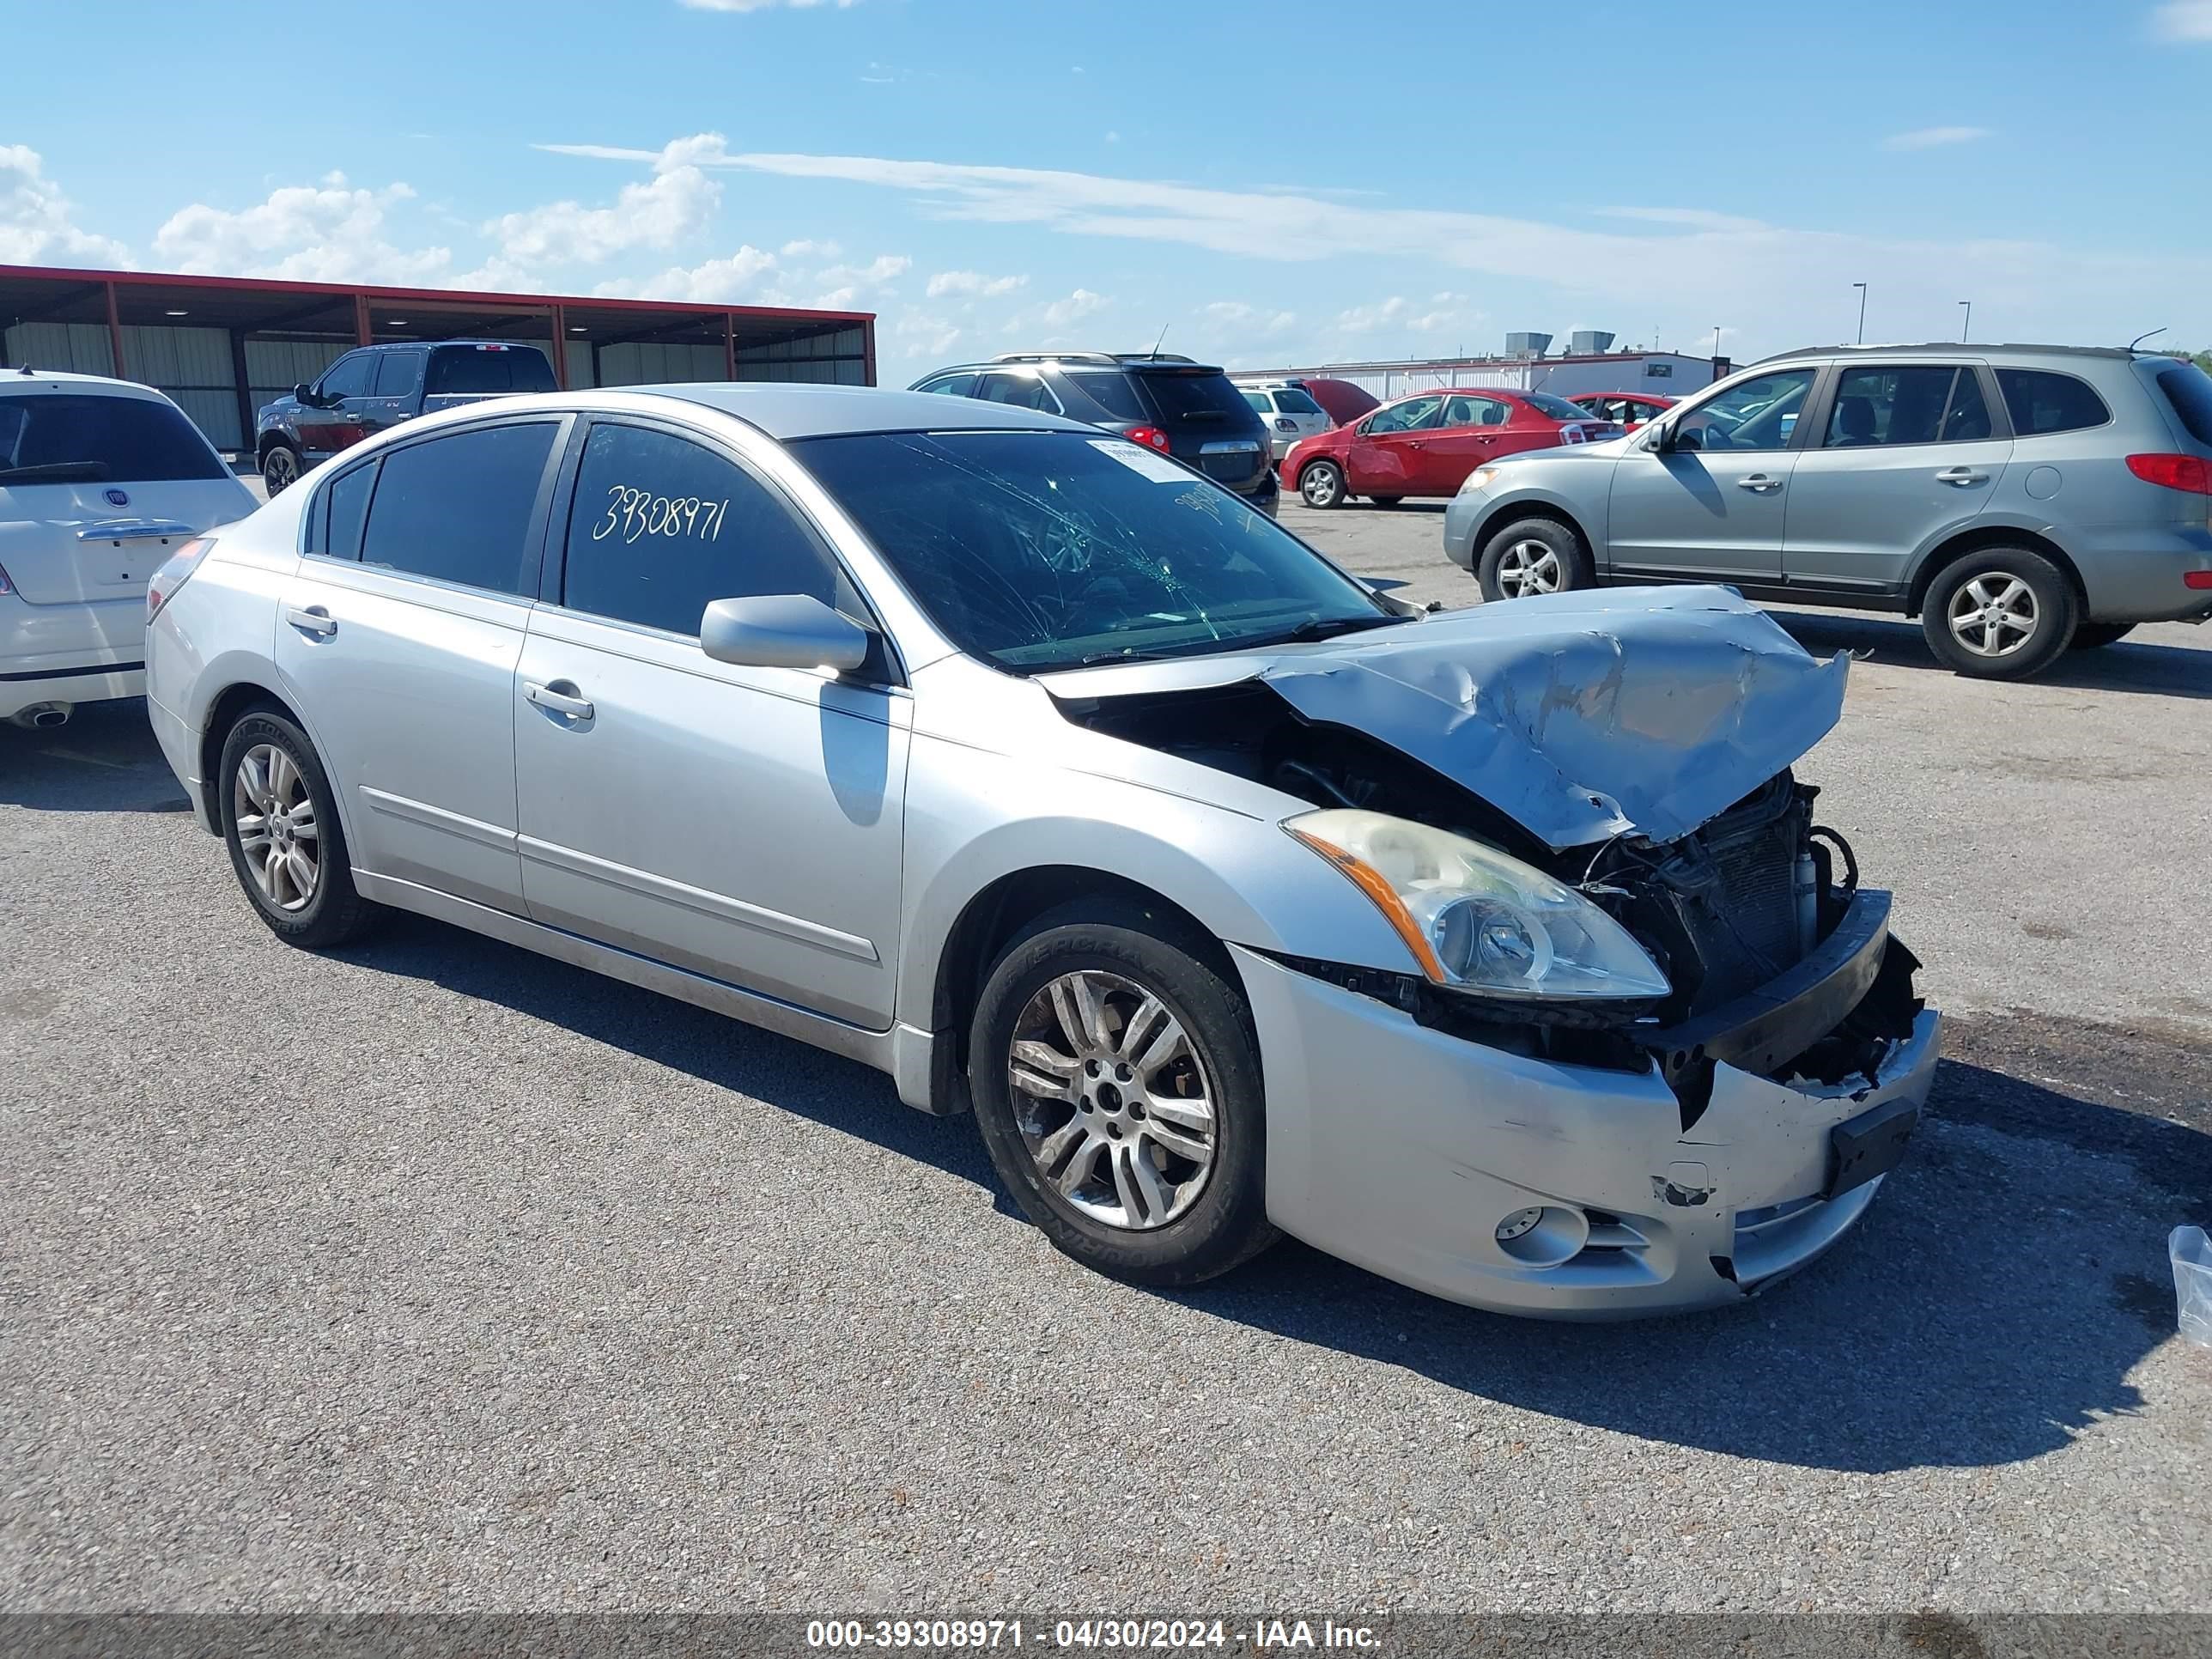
1451,478 -> 1607,568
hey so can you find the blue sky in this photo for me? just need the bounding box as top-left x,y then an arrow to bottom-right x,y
6,0 -> 2210,375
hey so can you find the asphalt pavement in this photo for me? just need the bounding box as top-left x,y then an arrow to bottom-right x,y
3,499 -> 2209,1614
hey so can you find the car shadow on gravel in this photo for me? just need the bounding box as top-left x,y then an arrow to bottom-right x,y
1765,609 -> 2212,701
1176,1018 -> 2212,1475
0,700 -> 192,813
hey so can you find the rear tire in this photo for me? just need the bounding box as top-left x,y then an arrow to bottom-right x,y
968,902 -> 1277,1288
1920,548 -> 2076,680
1477,517 -> 1593,601
1298,459 -> 1346,509
218,708 -> 378,949
2068,622 -> 2135,651
261,443 -> 301,496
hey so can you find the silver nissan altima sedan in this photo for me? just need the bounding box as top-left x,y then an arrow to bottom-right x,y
143,384 -> 1941,1319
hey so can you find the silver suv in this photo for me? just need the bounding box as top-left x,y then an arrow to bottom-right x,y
1443,343 -> 2212,678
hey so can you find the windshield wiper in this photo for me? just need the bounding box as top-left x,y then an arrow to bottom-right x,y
1250,613 -> 1413,648
1066,645 -> 1198,668
0,461 -> 108,483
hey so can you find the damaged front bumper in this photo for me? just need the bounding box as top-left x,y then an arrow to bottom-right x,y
1234,892 -> 1940,1320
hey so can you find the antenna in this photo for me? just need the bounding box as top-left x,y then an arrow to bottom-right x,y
1148,321 -> 1170,360
2129,326 -> 2168,351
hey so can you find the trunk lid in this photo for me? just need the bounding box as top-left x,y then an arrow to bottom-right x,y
1040,586 -> 1850,849
0,478 -> 254,604
1127,364 -> 1273,489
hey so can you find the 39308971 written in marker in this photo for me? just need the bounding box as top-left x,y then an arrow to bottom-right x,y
592,484 -> 732,544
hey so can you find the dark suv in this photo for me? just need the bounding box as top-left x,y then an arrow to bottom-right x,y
256,340 -> 556,495
910,352 -> 1278,514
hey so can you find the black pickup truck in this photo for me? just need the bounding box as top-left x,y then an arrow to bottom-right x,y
254,340 -> 556,495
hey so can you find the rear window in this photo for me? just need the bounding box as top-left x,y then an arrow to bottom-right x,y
2155,365 -> 2212,447
1066,372 -> 1149,422
1128,368 -> 1255,424
427,345 -> 556,396
1996,368 -> 2110,436
1523,392 -> 1592,422
1272,387 -> 1323,416
359,422 -> 557,595
0,392 -> 227,483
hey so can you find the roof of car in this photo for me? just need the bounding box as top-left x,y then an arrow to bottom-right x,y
0,368 -> 173,398
351,339 -> 544,353
629,381 -> 1091,440
1756,341 -> 2145,364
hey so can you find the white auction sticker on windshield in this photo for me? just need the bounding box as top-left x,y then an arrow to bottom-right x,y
1090,439 -> 1191,484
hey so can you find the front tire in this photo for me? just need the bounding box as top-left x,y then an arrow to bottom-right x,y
1477,517 -> 1593,601
1921,548 -> 2076,679
218,708 -> 377,948
261,443 -> 301,496
1298,459 -> 1346,509
968,903 -> 1276,1288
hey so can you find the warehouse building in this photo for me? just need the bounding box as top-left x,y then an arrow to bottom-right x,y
1237,331 -> 1726,406
0,264 -> 876,456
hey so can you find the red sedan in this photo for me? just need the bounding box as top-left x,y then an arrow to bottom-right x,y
1284,388 -> 1624,508
1570,391 -> 1676,432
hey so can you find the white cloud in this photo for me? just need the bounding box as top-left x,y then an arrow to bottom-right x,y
2153,1 -> 2212,40
153,174 -> 451,283
481,166 -> 720,270
781,237 -> 840,258
678,0 -> 860,10
0,145 -> 130,267
598,243 -> 781,303
1883,126 -> 1994,150
927,268 -> 1027,298
1040,288 -> 1108,327
816,252 -> 910,286
1199,300 -> 1295,335
1595,206 -> 1769,233
532,135 -> 2212,349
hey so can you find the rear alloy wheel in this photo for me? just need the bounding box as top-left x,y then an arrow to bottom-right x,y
969,904 -> 1275,1287
1298,459 -> 1346,509
1921,547 -> 2076,680
2069,623 -> 2135,651
261,443 -> 301,496
1477,517 -> 1594,602
219,708 -> 377,948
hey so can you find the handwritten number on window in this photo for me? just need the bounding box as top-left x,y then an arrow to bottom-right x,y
592,485 -> 729,544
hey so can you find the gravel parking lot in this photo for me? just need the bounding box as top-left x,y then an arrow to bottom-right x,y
3,498 -> 2209,1614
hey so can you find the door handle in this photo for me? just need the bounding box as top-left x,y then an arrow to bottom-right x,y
284,604 -> 337,637
1407,441 -> 1425,449
524,679 -> 595,721
1937,467 -> 1990,486
1735,474 -> 1784,492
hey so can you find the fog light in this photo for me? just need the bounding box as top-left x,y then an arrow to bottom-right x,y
1493,1204 -> 1590,1268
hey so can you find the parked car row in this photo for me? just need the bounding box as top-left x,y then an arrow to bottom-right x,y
1281,389 -> 1627,509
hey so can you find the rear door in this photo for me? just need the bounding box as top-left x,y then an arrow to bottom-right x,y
1428,395 -> 1518,493
273,416 -> 567,912
0,387 -> 253,611
1783,362 -> 2011,597
362,348 -> 427,441
1345,395 -> 1446,495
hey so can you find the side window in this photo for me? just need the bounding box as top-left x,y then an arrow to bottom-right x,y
358,422 -> 557,596
1823,366 -> 1959,447
1679,368 -> 1816,453
561,422 -> 836,636
1364,395 -> 1445,435
1241,391 -> 1272,415
977,373 -> 1060,413
1443,396 -> 1511,428
1996,369 -> 2111,436
316,352 -> 372,400
427,345 -> 543,396
1939,368 -> 1993,441
319,461 -> 377,561
918,373 -> 978,398
1066,372 -> 1149,422
373,351 -> 423,398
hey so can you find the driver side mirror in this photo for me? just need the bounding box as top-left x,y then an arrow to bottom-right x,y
700,593 -> 871,676
292,382 -> 314,404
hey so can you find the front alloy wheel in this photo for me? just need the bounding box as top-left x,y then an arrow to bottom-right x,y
1007,969 -> 1218,1230
1494,538 -> 1565,597
1299,459 -> 1346,509
262,445 -> 300,495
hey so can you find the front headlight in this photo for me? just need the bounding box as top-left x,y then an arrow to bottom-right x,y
1459,464 -> 1506,495
1285,809 -> 1670,1001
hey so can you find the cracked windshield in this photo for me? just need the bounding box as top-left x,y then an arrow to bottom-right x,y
793,429 -> 1396,671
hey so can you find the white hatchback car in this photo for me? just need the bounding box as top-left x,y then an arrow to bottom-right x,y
0,371 -> 255,728
1237,380 -> 1335,461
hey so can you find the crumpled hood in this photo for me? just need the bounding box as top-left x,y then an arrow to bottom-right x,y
1041,586 -> 1850,849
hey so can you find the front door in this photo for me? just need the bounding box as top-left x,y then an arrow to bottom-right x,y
1782,363 -> 2012,598
1603,367 -> 1818,585
1345,394 -> 1445,496
514,417 -> 908,1030
272,417 -> 566,912
294,349 -> 377,460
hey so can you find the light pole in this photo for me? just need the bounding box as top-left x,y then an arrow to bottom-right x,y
1852,283 -> 1868,344
1959,299 -> 1972,342
1712,325 -> 1723,359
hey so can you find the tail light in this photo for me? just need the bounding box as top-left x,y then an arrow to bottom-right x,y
2126,453 -> 2212,494
1273,417 -> 1297,434
1123,425 -> 1172,453
148,536 -> 214,622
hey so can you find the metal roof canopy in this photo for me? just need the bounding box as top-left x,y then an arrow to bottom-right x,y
0,264 -> 876,443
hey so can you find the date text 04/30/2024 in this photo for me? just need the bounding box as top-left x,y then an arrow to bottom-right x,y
805,1620 -> 1382,1650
